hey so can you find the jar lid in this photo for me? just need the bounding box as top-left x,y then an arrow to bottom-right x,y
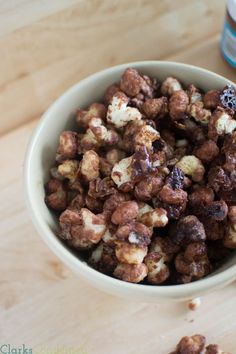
228,0 -> 236,23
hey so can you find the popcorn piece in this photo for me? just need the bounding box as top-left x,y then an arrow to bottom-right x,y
175,252 -> 210,278
207,166 -> 232,194
170,335 -> 228,354
215,186 -> 236,205
45,179 -> 67,211
89,242 -> 117,274
203,89 -> 220,109
56,131 -> 78,161
76,103 -> 107,129
184,242 -> 207,262
153,198 -> 187,220
79,127 -> 100,152
111,201 -> 139,225
194,140 -> 219,163
139,74 -> 158,98
205,344 -> 226,354
188,297 -> 201,311
89,117 -> 120,145
134,175 -> 164,201
139,208 -> 168,228
122,120 -> 145,153
131,146 -> 155,181
176,155 -> 205,182
80,150 -> 100,182
111,156 -> 133,188
169,90 -> 189,121
172,215 -> 206,245
115,242 -> 148,264
142,97 -> 168,118
107,92 -> 142,128
120,68 -> 143,97
58,160 -> 79,183
187,84 -> 202,104
59,208 -> 83,239
79,117 -> 119,152
159,184 -> 188,205
202,219 -> 224,241
173,334 -> 206,354
208,107 -> 236,140
188,101 -> 211,125
113,263 -> 148,283
134,124 -> 160,150
137,202 -> 153,217
59,208 -> 106,249
150,236 -> 180,261
189,187 -> 215,208
119,68 -> 157,99
161,77 -> 182,96
81,209 -> 107,241
88,177 -> 116,199
102,227 -> 117,247
116,221 -> 152,246
103,192 -> 130,218
203,200 -> 228,221
145,252 -> 170,284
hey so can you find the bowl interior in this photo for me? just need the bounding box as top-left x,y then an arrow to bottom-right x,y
25,61 -> 236,300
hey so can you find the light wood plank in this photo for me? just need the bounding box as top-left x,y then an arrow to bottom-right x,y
0,0 -> 226,135
168,34 -> 236,82
0,0 -> 82,37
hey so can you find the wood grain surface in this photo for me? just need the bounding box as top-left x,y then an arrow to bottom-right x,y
0,0 -> 232,136
0,1 -> 236,353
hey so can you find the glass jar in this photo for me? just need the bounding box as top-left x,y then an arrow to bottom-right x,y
221,0 -> 236,68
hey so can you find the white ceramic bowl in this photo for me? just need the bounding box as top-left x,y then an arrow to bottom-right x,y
24,61 -> 236,302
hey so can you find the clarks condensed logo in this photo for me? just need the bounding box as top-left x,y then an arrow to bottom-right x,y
0,345 -> 87,354
0,345 -> 32,354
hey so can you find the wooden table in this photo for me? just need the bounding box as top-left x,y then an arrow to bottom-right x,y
0,1 -> 236,353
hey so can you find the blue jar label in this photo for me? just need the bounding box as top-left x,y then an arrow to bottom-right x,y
221,21 -> 236,68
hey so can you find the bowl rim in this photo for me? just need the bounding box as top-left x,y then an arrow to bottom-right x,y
24,60 -> 236,297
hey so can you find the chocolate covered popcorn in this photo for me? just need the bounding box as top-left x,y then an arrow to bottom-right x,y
45,68 -> 236,285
